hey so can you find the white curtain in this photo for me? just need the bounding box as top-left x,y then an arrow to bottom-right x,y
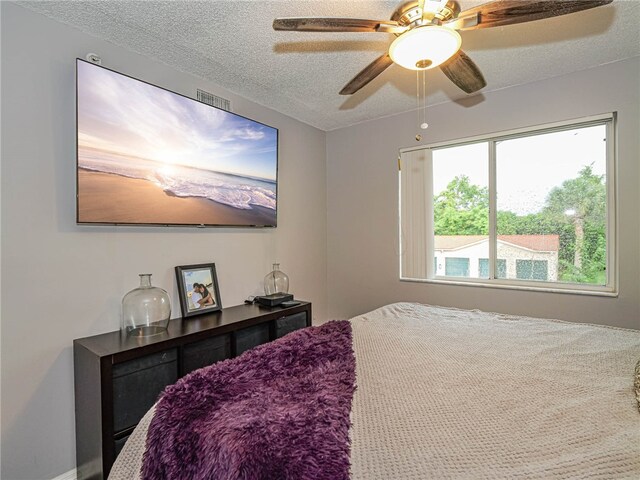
399,148 -> 432,280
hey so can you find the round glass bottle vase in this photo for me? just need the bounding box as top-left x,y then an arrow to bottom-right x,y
264,263 -> 289,295
122,274 -> 171,336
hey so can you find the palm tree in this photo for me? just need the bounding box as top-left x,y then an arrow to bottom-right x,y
544,166 -> 605,271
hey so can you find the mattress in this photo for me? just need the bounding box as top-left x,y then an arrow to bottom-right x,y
110,302 -> 640,479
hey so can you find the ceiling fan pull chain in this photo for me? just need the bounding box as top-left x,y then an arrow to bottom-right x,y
416,69 -> 429,141
415,70 -> 422,141
416,69 -> 420,127
421,69 -> 429,131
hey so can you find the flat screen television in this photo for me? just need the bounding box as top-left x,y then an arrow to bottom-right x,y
76,59 -> 278,227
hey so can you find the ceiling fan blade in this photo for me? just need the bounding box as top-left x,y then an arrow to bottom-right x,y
273,17 -> 407,34
340,54 -> 394,95
440,50 -> 486,94
455,0 -> 613,30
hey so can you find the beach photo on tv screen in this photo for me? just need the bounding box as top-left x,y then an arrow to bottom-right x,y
76,59 -> 278,227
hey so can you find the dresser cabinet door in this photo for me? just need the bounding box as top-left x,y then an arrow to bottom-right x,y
114,434 -> 130,457
275,312 -> 308,338
182,334 -> 231,375
235,323 -> 270,355
112,348 -> 178,433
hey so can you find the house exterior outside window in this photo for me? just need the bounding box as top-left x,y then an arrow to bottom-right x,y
435,236 -> 558,280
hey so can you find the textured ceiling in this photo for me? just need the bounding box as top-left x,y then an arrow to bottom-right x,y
19,0 -> 640,131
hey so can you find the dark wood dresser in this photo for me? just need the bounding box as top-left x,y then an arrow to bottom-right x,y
73,301 -> 311,480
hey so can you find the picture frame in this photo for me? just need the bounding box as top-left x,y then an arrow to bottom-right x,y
175,263 -> 222,317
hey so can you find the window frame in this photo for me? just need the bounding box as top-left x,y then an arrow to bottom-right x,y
399,113 -> 618,297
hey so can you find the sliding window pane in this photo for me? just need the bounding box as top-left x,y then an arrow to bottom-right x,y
432,143 -> 488,278
496,125 -> 607,285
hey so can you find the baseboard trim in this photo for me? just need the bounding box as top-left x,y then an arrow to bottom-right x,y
52,468 -> 77,480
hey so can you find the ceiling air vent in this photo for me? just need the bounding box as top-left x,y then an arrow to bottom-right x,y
197,89 -> 231,112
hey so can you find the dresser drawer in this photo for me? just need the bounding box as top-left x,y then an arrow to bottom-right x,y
275,312 -> 308,338
235,323 -> 270,355
114,434 -> 130,458
182,334 -> 231,375
112,349 -> 178,433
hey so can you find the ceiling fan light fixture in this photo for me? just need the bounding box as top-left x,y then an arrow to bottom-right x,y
389,25 -> 461,71
423,0 -> 451,15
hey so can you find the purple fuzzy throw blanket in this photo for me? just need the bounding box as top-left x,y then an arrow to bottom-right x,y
141,320 -> 356,480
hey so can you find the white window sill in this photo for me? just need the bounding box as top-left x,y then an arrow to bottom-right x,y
400,277 -> 618,298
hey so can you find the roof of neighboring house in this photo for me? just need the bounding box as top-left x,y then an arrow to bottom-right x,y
435,235 -> 487,250
435,235 -> 560,252
499,235 -> 560,251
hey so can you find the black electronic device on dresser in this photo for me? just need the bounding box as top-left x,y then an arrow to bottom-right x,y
73,301 -> 311,480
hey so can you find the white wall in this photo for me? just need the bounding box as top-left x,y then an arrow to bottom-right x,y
327,57 -> 640,330
0,3 -> 327,479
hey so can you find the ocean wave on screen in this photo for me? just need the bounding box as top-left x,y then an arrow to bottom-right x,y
80,164 -> 149,181
154,171 -> 276,211
79,149 -> 276,211
79,150 -> 154,182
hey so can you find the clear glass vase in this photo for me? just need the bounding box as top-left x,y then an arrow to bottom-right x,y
122,274 -> 171,336
264,263 -> 289,295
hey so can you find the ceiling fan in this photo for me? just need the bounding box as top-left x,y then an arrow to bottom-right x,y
273,0 -> 613,95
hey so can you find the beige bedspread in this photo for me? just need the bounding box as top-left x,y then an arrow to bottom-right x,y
111,302 -> 640,479
350,303 -> 640,479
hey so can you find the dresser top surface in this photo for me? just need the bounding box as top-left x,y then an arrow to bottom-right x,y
74,301 -> 310,358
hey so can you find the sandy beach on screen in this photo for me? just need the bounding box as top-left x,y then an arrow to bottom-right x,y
77,169 -> 276,226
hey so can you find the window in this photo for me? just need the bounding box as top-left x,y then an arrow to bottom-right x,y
516,260 -> 548,281
479,259 -> 506,279
399,114 -> 616,295
445,257 -> 470,277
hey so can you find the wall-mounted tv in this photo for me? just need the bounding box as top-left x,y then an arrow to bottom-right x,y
76,59 -> 278,227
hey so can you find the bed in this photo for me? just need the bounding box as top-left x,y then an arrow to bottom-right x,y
110,302 -> 640,479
